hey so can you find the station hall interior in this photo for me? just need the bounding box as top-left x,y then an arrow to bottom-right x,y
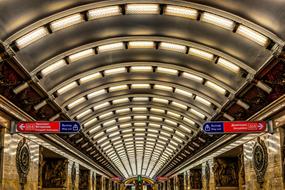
0,0 -> 284,190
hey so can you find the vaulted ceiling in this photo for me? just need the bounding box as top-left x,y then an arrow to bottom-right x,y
0,0 -> 284,178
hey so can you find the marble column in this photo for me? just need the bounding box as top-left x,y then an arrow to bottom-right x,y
202,159 -> 215,190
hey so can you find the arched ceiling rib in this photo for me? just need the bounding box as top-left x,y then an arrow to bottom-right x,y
1,0 -> 284,179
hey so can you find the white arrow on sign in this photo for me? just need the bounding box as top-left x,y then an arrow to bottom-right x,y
19,123 -> 25,130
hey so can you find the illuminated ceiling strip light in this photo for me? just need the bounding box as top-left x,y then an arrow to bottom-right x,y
109,85 -> 128,92
68,49 -> 95,63
112,98 -> 129,104
125,4 -> 160,14
76,109 -> 92,119
171,101 -> 188,110
132,97 -> 149,101
152,98 -> 168,104
159,42 -> 187,53
183,117 -> 195,126
57,81 -> 77,95
156,67 -> 178,75
181,72 -> 203,83
167,111 -> 180,118
164,5 -> 198,19
236,25 -> 269,47
15,27 -> 49,49
205,81 -> 226,94
87,6 -> 122,20
84,118 -> 97,127
131,84 -> 151,89
67,97 -> 86,109
189,48 -> 214,61
201,12 -> 235,30
195,96 -> 211,106
41,59 -> 67,76
190,108 -> 205,119
97,42 -> 125,53
128,41 -> 155,48
104,67 -> 127,76
174,88 -> 193,97
79,72 -> 102,84
87,89 -> 106,99
130,66 -> 153,72
99,112 -> 113,119
154,84 -> 173,92
116,108 -> 130,114
50,14 -> 83,32
217,58 -> 240,73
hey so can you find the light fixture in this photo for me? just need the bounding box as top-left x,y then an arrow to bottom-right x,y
97,42 -> 125,53
104,67 -> 126,76
125,4 -> 160,14
190,108 -> 205,119
167,111 -> 180,118
131,84 -> 151,89
189,48 -> 214,61
94,102 -> 110,110
156,67 -> 178,75
87,5 -> 122,20
164,5 -> 198,19
84,118 -> 97,127
130,66 -> 153,72
68,49 -> 95,63
87,89 -> 106,99
171,101 -> 188,110
132,97 -> 149,101
175,131 -> 185,138
181,72 -> 203,83
76,109 -> 92,119
67,97 -> 86,109
112,98 -> 129,104
41,59 -> 67,76
50,14 -> 83,32
103,120 -> 116,127
201,12 -> 235,30
79,72 -> 102,84
236,25 -> 269,47
164,120 -> 177,126
57,81 -> 78,95
174,88 -> 193,97
205,81 -> 226,94
195,96 -> 211,106
183,117 -> 195,125
99,112 -> 113,119
93,132 -> 104,139
116,108 -> 130,114
119,116 -> 131,122
217,58 -> 240,73
15,27 -> 49,49
128,41 -> 155,48
149,116 -> 162,121
109,85 -> 128,92
152,98 -> 169,104
133,107 -> 147,112
150,108 -> 164,114
154,84 -> 173,92
159,42 -> 187,53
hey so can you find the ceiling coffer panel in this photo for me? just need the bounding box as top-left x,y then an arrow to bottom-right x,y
1,0 -> 284,178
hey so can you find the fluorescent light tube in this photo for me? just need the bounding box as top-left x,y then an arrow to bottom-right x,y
236,25 -> 269,47
205,81 -> 226,94
174,88 -> 193,97
190,108 -> 205,119
217,58 -> 240,73
159,42 -> 187,53
68,49 -> 94,63
57,81 -> 77,95
189,48 -> 214,60
76,109 -> 92,119
164,5 -> 198,19
87,89 -> 106,99
156,67 -> 178,75
109,85 -> 128,92
15,27 -> 48,49
67,97 -> 86,109
50,14 -> 83,32
79,72 -> 102,84
201,12 -> 235,30
128,41 -> 155,48
97,42 -> 124,53
154,84 -> 173,92
87,6 -> 122,20
195,96 -> 211,106
94,102 -> 110,110
130,66 -> 153,72
41,59 -> 67,76
171,101 -> 188,110
104,67 -> 126,76
182,72 -> 204,83
131,84 -> 151,89
125,4 -> 160,14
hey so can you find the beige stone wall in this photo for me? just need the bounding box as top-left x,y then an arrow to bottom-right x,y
1,130 -> 39,190
243,129 -> 284,190
202,159 -> 215,190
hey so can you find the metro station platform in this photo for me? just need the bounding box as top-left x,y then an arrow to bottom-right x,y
0,0 -> 284,190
